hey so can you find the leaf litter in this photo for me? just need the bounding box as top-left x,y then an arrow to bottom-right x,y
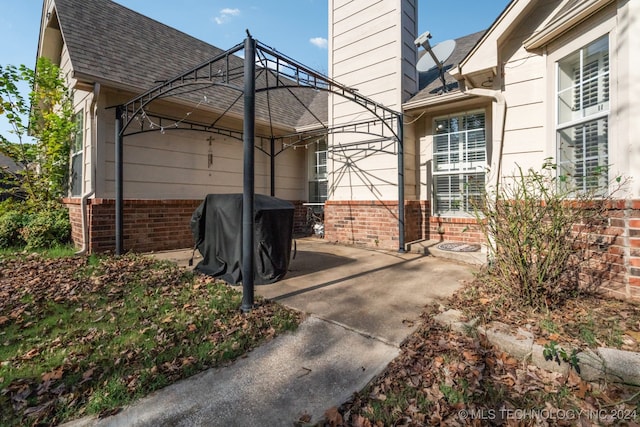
0,253 -> 301,426
321,301 -> 640,426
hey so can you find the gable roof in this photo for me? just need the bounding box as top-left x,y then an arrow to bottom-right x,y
52,0 -> 223,91
47,0 -> 327,130
523,0 -> 616,50
407,30 -> 486,103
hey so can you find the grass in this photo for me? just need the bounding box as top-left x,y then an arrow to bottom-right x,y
0,243 -> 77,258
0,253 -> 301,426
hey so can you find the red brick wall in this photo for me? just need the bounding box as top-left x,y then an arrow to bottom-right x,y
291,200 -> 309,236
64,198 -> 312,254
405,200 -> 430,242
64,198 -> 202,253
624,200 -> 640,298
64,199 -> 83,247
428,216 -> 484,244
62,196 -> 640,300
324,200 -> 429,251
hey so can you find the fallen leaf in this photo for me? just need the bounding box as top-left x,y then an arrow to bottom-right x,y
625,330 -> 640,341
41,367 -> 64,382
21,348 -> 40,360
324,406 -> 343,427
83,367 -> 96,381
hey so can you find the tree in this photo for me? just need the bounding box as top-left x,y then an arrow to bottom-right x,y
0,57 -> 75,205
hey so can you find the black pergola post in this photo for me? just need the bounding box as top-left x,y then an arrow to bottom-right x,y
397,113 -> 405,253
115,106 -> 124,255
241,34 -> 256,313
270,137 -> 275,197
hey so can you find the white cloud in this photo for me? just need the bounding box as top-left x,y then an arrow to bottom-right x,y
309,37 -> 328,49
213,8 -> 240,24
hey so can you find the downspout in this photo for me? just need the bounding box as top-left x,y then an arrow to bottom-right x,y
461,80 -> 506,263
75,82 -> 100,255
461,83 -> 507,190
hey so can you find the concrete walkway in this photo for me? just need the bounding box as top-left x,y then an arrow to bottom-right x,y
64,239 -> 478,427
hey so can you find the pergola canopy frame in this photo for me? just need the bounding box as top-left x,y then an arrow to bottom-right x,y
115,34 -> 405,311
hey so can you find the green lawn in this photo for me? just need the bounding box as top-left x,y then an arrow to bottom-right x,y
0,253 -> 301,426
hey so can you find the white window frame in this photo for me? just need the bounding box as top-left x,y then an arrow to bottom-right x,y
555,35 -> 610,195
432,110 -> 487,216
308,139 -> 328,204
70,110 -> 84,197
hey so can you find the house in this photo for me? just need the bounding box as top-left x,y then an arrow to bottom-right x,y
399,0 -> 640,299
37,0 -> 640,297
0,154 -> 20,201
39,0 -> 327,253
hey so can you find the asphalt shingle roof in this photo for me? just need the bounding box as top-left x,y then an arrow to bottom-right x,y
52,0 -> 327,130
408,30 -> 486,103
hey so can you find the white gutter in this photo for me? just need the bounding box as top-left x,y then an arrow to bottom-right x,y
462,84 -> 507,189
461,83 -> 506,263
75,82 -> 100,255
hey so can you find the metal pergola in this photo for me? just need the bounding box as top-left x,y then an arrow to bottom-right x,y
115,33 -> 404,312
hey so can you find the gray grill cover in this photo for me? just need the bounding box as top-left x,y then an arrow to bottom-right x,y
190,194 -> 294,285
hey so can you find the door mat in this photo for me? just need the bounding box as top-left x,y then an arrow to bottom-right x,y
437,242 -> 481,252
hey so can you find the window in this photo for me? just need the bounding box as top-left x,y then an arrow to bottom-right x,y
308,139 -> 328,203
432,111 -> 486,215
556,35 -> 609,193
70,111 -> 83,197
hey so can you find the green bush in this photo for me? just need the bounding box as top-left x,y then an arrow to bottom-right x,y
0,206 -> 28,248
19,203 -> 71,250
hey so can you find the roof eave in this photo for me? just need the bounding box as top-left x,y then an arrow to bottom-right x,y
458,0 -> 521,72
523,0 -> 616,50
403,90 -> 472,112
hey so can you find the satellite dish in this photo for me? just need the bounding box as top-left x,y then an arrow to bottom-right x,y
416,39 -> 456,72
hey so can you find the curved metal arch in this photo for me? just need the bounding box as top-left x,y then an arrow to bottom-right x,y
118,38 -> 402,142
253,42 -> 403,139
121,80 -> 245,133
119,41 -> 246,134
114,34 -> 405,267
122,122 -> 245,142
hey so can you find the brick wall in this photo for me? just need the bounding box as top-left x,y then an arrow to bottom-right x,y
64,199 -> 83,247
64,198 -> 312,254
428,216 -> 484,244
625,200 -> 640,298
405,200 -> 430,242
64,198 -> 202,253
291,200 -> 309,237
324,200 -> 429,251
61,197 -> 640,300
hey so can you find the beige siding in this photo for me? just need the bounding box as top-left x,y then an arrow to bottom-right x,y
329,0 -> 417,201
494,4 -> 550,178
618,0 -> 640,198
544,3 -> 635,195
93,90 -> 305,201
97,128 -> 305,200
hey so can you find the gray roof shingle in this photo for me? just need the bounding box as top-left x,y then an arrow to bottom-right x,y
408,30 -> 486,103
52,0 -> 327,130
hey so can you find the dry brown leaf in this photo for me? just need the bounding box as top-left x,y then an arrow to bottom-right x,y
41,367 -> 64,382
324,406 -> 343,426
353,414 -> 372,427
21,348 -> 40,360
82,368 -> 95,381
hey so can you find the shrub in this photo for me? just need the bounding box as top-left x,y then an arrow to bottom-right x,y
19,203 -> 71,250
473,161 -> 624,309
0,204 -> 28,248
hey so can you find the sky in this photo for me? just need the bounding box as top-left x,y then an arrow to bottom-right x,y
0,0 -> 511,137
